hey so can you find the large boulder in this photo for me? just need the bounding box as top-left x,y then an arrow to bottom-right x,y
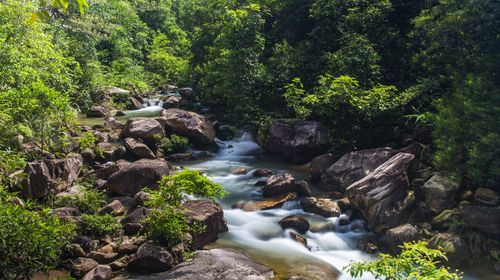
184,200 -> 228,249
381,224 -> 420,253
21,155 -> 83,199
429,233 -> 469,266
106,159 -> 169,196
279,215 -> 310,234
127,243 -> 174,273
155,248 -> 274,280
319,147 -> 396,191
120,118 -> 166,148
262,173 -> 296,198
422,173 -> 459,213
87,106 -> 109,118
160,109 -> 216,148
310,154 -> 336,183
346,153 -> 415,233
258,119 -> 330,164
124,138 -> 155,159
460,206 -> 500,235
128,97 -> 142,110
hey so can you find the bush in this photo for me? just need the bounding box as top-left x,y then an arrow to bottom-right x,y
80,214 -> 121,237
143,169 -> 226,246
55,187 -> 106,214
345,241 -> 462,280
159,134 -> 189,155
0,188 -> 75,279
0,150 -> 26,186
78,131 -> 97,151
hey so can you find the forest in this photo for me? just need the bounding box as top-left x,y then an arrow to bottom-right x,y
0,0 -> 498,279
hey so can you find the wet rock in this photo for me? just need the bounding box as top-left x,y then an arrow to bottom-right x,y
120,118 -> 166,148
300,197 -> 340,218
87,106 -> 110,118
88,251 -> 118,264
289,232 -> 309,249
358,236 -> 378,254
106,159 -> 169,196
279,215 -> 310,234
262,173 -> 295,198
67,257 -> 99,278
346,153 -> 415,233
429,233 -> 469,266
474,188 -> 499,206
128,97 -> 142,110
258,119 -> 330,164
382,224 -> 420,253
157,248 -> 274,280
98,200 -> 125,216
162,96 -> 181,109
295,180 -> 312,197
110,146 -> 127,161
310,154 -> 336,183
127,243 -> 174,273
124,138 -> 155,159
320,147 -> 396,191
21,155 -> 83,199
234,193 -> 297,211
160,108 -> 216,148
118,243 -> 138,255
460,206 -> 500,235
69,243 -> 87,258
232,167 -> 249,175
253,168 -> 273,177
422,173 -> 459,213
104,117 -> 124,130
216,125 -> 236,141
184,200 -> 228,249
81,265 -> 112,280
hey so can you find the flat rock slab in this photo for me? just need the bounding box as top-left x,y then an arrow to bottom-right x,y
156,248 -> 274,280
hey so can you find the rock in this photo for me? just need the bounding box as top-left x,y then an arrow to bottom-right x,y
429,233 -> 469,266
289,232 -> 309,249
127,243 -> 174,273
162,96 -> 181,109
184,200 -> 228,249
81,148 -> 96,164
118,243 -> 138,255
98,200 -> 125,216
474,188 -> 499,206
414,167 -> 433,182
69,243 -> 87,258
262,173 -> 295,198
178,87 -> 196,99
120,118 -> 166,148
295,180 -> 312,197
104,117 -> 124,130
382,224 -> 420,253
121,207 -> 149,224
93,131 -> 108,143
233,193 -> 297,211
279,215 -> 310,234
21,155 -> 83,199
259,119 -> 330,164
431,209 -> 459,230
216,125 -> 236,141
87,106 -> 110,118
460,206 -> 500,235
300,197 -> 340,218
88,251 -> 118,264
67,257 -> 99,278
131,191 -> 150,209
495,261 -> 500,275
358,236 -> 378,254
81,265 -> 112,280
104,87 -> 130,95
96,143 -> 114,159
115,111 -> 126,117
320,147 -> 396,191
110,146 -> 127,161
110,260 -> 126,272
460,190 -> 474,201
346,153 -> 415,233
160,109 -> 216,148
156,248 -> 274,280
253,168 -> 273,177
50,207 -> 80,219
95,160 -> 131,180
123,223 -> 143,235
422,173 -> 459,213
106,159 -> 169,196
124,138 -> 155,159
99,245 -> 114,254
232,167 -> 249,175
310,154 -> 336,183
129,97 -> 142,110
73,236 -> 98,253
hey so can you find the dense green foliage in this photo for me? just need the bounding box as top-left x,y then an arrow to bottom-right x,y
54,187 -> 106,214
159,134 -> 189,155
346,241 -> 462,280
0,188 -> 75,279
80,213 -> 121,237
143,169 -> 226,246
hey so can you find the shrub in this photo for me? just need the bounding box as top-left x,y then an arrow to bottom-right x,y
0,187 -> 75,279
345,241 -> 462,280
143,169 -> 226,246
159,134 -> 189,155
80,214 -> 121,237
55,187 -> 106,214
78,131 -> 97,151
0,150 -> 26,186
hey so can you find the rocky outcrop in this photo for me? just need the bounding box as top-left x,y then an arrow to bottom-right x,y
124,138 -> 155,159
106,159 -> 169,196
21,155 -> 83,199
346,153 -> 415,233
184,200 -> 228,249
300,197 -> 340,218
259,119 -> 330,164
120,118 -> 166,147
160,109 -> 216,148
422,173 -> 459,213
279,215 -> 310,234
127,243 -> 174,273
87,106 -> 109,118
381,224 -> 420,253
319,148 -> 396,191
460,206 -> 500,235
262,173 -> 296,198
156,248 -> 274,280
310,154 -> 336,183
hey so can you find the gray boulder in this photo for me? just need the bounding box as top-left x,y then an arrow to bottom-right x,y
422,173 -> 459,213
262,173 -> 296,198
310,154 -> 336,183
300,197 -> 340,218
382,224 -> 420,253
127,243 -> 174,273
120,118 -> 166,148
160,109 -> 216,148
124,138 -> 155,159
81,265 -> 112,280
87,106 -> 109,118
